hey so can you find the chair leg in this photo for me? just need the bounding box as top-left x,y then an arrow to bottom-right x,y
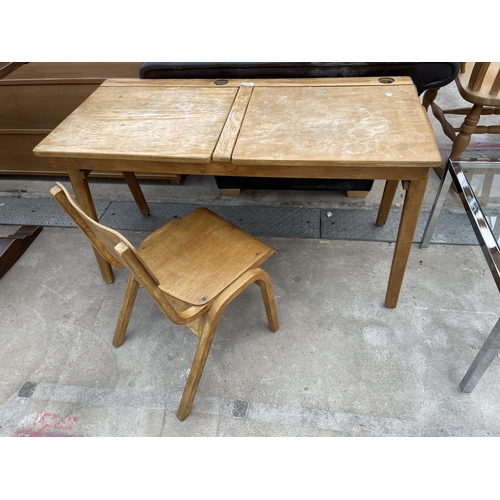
177,318 -> 218,421
113,274 -> 140,348
176,268 -> 280,420
450,104 -> 483,159
459,316 -> 500,393
422,87 -> 439,111
255,273 -> 279,332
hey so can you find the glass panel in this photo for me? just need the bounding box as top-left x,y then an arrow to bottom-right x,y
459,160 -> 500,242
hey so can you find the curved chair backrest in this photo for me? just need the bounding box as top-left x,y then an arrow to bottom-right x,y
458,63 -> 500,104
50,182 -> 157,281
50,182 -> 196,324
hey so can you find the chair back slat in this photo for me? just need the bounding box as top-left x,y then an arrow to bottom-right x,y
491,71 -> 500,96
469,63 -> 490,92
457,62 -> 500,105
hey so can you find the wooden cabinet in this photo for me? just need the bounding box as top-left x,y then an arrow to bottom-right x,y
0,63 -> 181,183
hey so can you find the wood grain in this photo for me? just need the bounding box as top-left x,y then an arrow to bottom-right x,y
102,76 -> 415,88
50,182 -> 279,421
34,86 -> 238,162
47,157 -> 432,180
0,63 -> 164,177
2,62 -> 141,80
0,84 -> 101,129
47,157 -> 433,179
212,85 -> 253,162
138,208 -> 275,305
385,172 -> 429,308
0,62 -> 27,79
40,77 -> 440,309
232,85 -> 441,166
458,62 -> 500,105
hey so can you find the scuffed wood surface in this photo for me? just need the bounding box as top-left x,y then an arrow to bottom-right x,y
232,85 -> 441,166
35,78 -> 440,168
212,85 -> 253,162
34,86 -> 238,162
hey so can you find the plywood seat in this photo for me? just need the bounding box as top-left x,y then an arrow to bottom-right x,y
137,208 -> 275,305
50,182 -> 279,421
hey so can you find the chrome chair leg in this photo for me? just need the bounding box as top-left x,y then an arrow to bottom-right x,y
460,317 -> 500,393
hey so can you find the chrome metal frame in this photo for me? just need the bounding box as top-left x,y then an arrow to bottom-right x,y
422,158 -> 500,393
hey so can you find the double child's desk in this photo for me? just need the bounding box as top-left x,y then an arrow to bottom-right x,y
33,76 -> 441,308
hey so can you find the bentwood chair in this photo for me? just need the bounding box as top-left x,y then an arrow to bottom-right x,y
50,182 -> 279,421
425,62 -> 500,166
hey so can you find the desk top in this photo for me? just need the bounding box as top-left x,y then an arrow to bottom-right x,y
33,77 -> 441,168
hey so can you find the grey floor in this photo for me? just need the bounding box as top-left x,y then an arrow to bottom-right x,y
2,81 -> 500,437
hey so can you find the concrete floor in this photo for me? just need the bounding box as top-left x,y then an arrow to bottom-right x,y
1,80 -> 500,437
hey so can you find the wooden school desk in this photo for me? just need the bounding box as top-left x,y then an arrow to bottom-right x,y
33,77 -> 441,308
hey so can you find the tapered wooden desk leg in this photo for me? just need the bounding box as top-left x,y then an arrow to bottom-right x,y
67,169 -> 114,283
122,171 -> 150,216
376,180 -> 399,226
385,172 -> 429,308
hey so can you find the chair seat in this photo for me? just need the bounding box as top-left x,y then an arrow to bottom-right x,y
137,208 -> 275,306
457,62 -> 500,106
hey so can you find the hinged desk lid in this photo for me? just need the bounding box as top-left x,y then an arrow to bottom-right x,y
34,84 -> 238,163
232,84 -> 441,167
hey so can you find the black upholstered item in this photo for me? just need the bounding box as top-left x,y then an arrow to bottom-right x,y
140,62 -> 460,194
140,62 -> 460,96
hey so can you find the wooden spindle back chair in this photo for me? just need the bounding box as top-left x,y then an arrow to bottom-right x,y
50,182 -> 279,420
425,62 -> 500,161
